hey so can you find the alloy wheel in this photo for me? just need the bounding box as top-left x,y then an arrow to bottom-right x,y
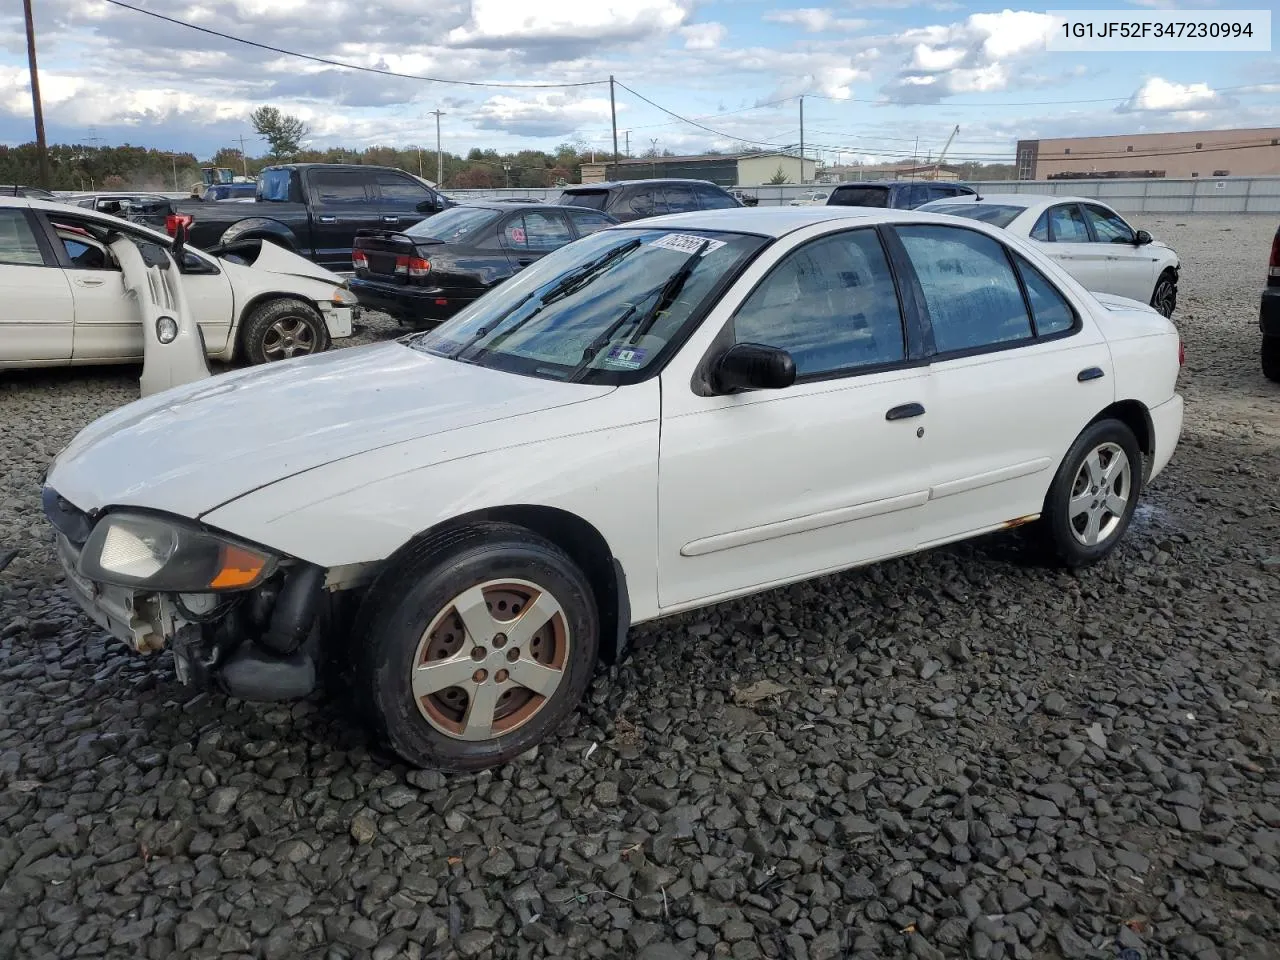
410,579 -> 570,741
261,316 -> 318,360
1152,278 -> 1177,318
1068,442 -> 1132,547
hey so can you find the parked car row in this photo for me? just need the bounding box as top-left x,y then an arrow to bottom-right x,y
43,204 -> 1186,771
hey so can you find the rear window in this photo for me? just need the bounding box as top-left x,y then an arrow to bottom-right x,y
921,203 -> 1025,228
404,205 -> 501,241
828,187 -> 889,208
556,190 -> 608,211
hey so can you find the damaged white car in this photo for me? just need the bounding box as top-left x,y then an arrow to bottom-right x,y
0,197 -> 358,368
44,207 -> 1183,772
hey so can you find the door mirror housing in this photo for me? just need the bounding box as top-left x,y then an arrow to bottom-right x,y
1134,229 -> 1152,245
710,342 -> 796,394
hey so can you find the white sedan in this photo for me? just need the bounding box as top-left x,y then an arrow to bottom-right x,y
44,207 -> 1184,770
915,193 -> 1180,317
0,197 -> 358,369
789,190 -> 831,206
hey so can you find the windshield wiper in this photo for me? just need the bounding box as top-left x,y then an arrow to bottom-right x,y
565,239 -> 709,382
443,238 -> 644,364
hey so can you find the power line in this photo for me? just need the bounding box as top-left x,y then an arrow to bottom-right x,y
803,84 -> 1273,108
98,0 -> 606,89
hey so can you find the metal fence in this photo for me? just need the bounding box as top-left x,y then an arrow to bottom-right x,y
445,176 -> 1280,214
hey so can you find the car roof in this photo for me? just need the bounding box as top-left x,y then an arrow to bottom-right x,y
611,205 -> 987,239
457,200 -> 609,215
919,193 -> 1100,209
562,178 -> 724,190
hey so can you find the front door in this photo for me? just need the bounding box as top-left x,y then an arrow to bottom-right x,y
375,170 -> 441,233
657,226 -> 933,608
890,223 -> 1114,542
0,208 -> 74,364
1080,203 -> 1159,302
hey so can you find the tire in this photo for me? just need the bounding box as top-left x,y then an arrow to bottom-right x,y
1263,336 -> 1280,383
1038,418 -> 1143,568
355,522 -> 599,771
1150,270 -> 1177,318
239,298 -> 329,365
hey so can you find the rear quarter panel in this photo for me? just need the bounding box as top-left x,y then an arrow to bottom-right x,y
1096,308 -> 1181,409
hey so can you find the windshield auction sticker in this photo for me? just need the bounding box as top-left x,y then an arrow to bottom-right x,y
649,234 -> 726,256
1047,10 -> 1271,51
602,345 -> 647,369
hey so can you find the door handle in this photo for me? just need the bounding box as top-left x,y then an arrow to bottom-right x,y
885,402 -> 925,421
74,277 -> 105,287
317,215 -> 337,224
381,216 -> 399,224
1077,367 -> 1106,382
517,256 -> 534,265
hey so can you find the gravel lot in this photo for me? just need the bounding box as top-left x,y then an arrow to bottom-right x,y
1,214 -> 1278,960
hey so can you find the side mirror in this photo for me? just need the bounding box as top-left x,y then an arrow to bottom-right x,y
1134,229 -> 1152,245
710,342 -> 796,393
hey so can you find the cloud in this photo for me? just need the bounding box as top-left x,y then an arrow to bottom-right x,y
469,92 -> 615,138
446,0 -> 690,48
763,9 -> 870,32
879,10 -> 1055,103
682,23 -> 727,50
1117,77 -> 1223,112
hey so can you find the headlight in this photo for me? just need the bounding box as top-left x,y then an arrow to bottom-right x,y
78,512 -> 278,592
331,287 -> 356,305
156,315 -> 178,343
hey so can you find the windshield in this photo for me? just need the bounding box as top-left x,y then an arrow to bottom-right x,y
921,202 -> 1025,227
829,187 -> 888,208
410,227 -> 767,385
405,205 -> 501,241
556,190 -> 607,210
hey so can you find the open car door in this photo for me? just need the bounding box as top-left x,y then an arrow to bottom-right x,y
109,233 -> 211,399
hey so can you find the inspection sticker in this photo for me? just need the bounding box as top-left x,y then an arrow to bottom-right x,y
649,234 -> 725,256
602,345 -> 648,369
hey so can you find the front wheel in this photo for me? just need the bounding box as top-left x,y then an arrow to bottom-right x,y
356,523 -> 599,771
1038,419 -> 1143,568
1150,271 -> 1177,318
239,298 -> 329,365
1263,336 -> 1280,383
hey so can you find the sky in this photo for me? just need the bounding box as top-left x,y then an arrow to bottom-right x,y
0,0 -> 1277,166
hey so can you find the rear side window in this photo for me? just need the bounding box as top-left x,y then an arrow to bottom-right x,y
628,189 -> 666,218
896,224 -> 1033,354
828,186 -> 889,208
901,184 -> 932,209
1030,212 -> 1050,241
0,210 -> 46,266
556,190 -> 607,211
565,209 -> 614,236
259,169 -> 294,202
1046,204 -> 1090,243
694,184 -> 737,209
503,211 -> 573,251
1014,254 -> 1076,336
310,171 -> 371,204
663,185 -> 698,214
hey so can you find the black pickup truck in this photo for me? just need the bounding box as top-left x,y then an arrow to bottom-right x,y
126,163 -> 452,271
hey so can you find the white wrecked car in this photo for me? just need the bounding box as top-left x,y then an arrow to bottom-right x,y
44,207 -> 1184,772
0,196 -> 358,368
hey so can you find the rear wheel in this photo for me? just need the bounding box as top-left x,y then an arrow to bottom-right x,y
1263,336 -> 1280,383
1039,419 -> 1143,567
239,298 -> 329,365
356,523 -> 599,771
1150,270 -> 1177,318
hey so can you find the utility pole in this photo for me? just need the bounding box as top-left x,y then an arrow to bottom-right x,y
798,95 -> 805,185
609,75 -> 619,162
171,154 -> 178,190
235,134 -> 253,177
22,0 -> 51,190
624,130 -> 630,157
429,110 -> 445,186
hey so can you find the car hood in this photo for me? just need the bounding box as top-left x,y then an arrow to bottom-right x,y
46,342 -> 613,519
215,240 -> 343,284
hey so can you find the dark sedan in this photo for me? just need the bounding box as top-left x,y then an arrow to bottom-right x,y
349,201 -> 617,327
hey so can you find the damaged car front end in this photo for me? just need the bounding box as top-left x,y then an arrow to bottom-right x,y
43,487 -> 336,701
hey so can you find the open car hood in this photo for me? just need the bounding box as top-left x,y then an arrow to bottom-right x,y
45,342 -> 613,520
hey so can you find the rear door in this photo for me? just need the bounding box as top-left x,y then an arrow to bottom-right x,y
1028,202 -> 1111,294
375,170 -> 443,232
304,168 -> 381,270
0,207 -> 74,364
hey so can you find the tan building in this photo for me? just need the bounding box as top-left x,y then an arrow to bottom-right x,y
579,152 -> 817,186
819,162 -> 960,184
1016,127 -> 1280,180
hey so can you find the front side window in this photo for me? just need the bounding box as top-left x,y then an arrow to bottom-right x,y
0,209 -> 46,266
310,172 -> 370,204
1082,204 -> 1135,244
1046,204 -> 1090,243
732,229 -> 905,378
896,224 -> 1032,354
412,228 -> 767,384
377,173 -> 433,203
